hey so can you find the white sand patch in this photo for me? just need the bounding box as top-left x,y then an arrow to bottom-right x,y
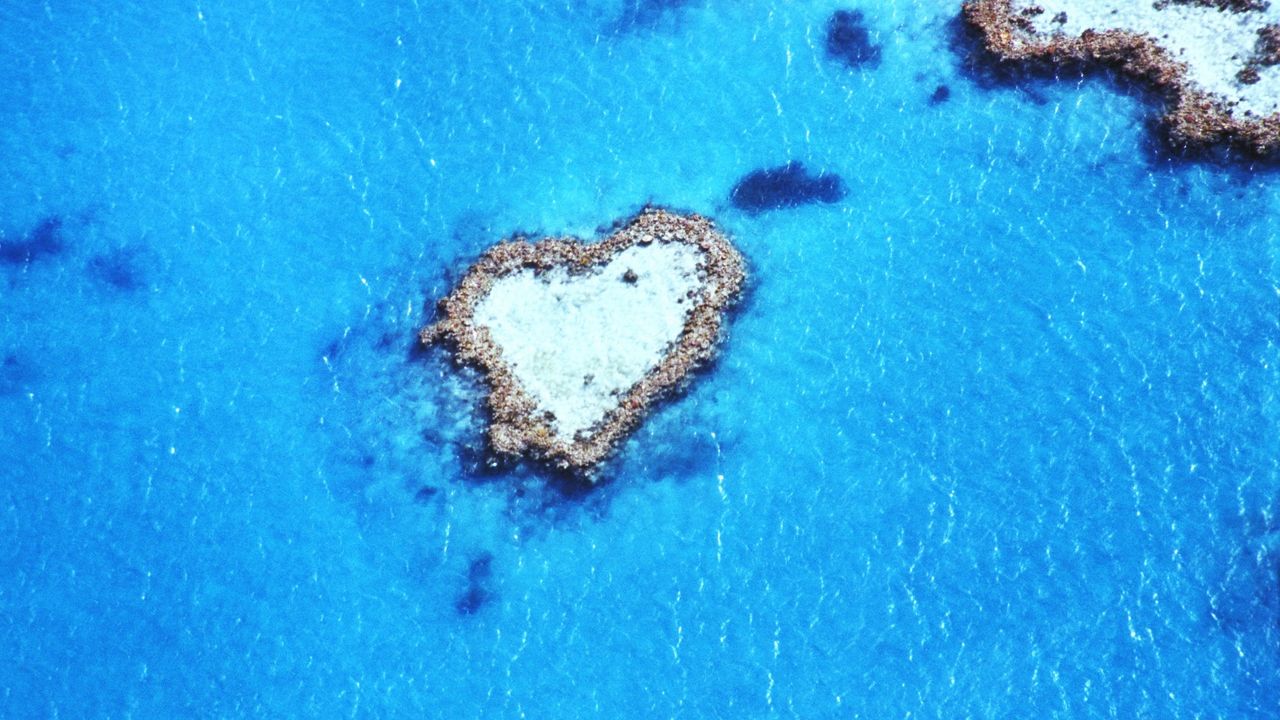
1014,0 -> 1280,115
473,242 -> 705,440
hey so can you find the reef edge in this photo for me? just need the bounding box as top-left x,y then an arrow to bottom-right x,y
421,207 -> 746,475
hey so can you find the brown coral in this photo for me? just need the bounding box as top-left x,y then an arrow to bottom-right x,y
421,208 -> 746,474
962,0 -> 1280,155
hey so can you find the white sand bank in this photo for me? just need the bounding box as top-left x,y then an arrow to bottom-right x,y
1013,0 -> 1280,115
473,241 -> 704,440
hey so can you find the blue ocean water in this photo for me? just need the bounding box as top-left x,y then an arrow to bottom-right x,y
2,0 -> 1279,716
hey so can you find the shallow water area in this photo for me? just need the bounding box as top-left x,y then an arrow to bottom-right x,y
1,0 -> 1279,717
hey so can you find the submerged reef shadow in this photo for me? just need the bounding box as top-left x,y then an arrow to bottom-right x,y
449,404 -> 609,502
606,0 -> 701,33
825,9 -> 883,70
0,217 -> 66,267
1211,502 -> 1280,634
86,245 -> 154,293
454,552 -> 496,616
1212,538 -> 1280,635
729,162 -> 848,214
2,207 -> 169,294
0,351 -> 38,396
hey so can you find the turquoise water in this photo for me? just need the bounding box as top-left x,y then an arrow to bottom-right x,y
2,0 -> 1279,716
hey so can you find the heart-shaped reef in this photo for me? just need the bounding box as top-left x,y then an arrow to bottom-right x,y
421,208 -> 746,474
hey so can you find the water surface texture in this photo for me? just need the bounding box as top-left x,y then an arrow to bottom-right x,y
2,1 -> 1279,717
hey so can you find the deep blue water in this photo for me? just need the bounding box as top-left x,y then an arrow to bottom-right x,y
2,0 -> 1279,716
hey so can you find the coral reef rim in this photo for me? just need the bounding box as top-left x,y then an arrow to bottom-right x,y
963,0 -> 1280,156
422,208 -> 745,474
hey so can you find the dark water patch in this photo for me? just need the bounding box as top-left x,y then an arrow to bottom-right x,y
729,162 -> 847,214
86,245 -> 150,292
0,352 -> 37,396
1211,502 -> 1280,636
0,217 -> 66,267
454,585 -> 491,615
375,331 -> 402,352
468,553 -> 493,582
455,441 -> 604,505
928,84 -> 952,106
540,467 -> 607,500
825,10 -> 882,69
608,0 -> 697,33
626,422 -> 725,481
498,472 -> 618,538
323,301 -> 413,365
449,209 -> 499,253
413,486 -> 439,503
1137,120 -> 1280,167
321,326 -> 359,366
406,335 -> 432,362
1020,85 -> 1050,106
454,552 -> 495,616
322,338 -> 343,362
1212,534 -> 1280,630
456,435 -> 517,479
